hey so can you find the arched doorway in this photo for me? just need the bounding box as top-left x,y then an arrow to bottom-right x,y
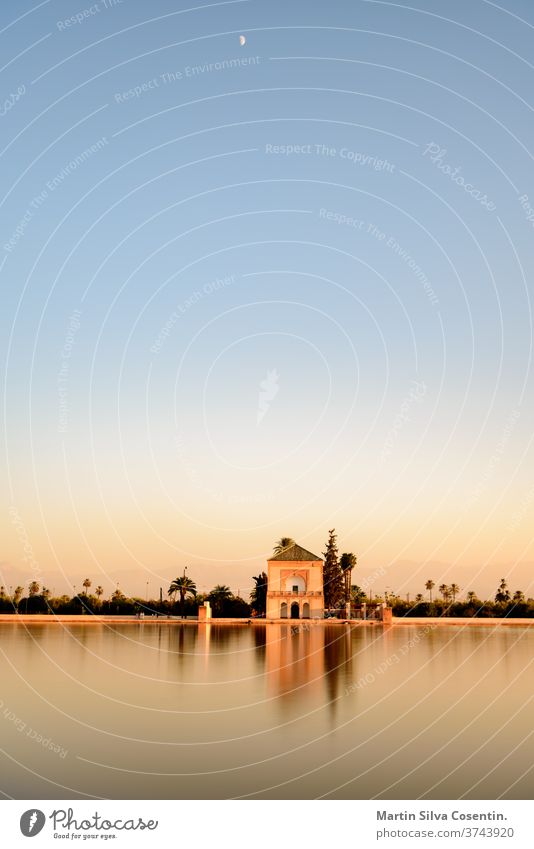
290,602 -> 300,619
302,602 -> 310,619
280,601 -> 288,618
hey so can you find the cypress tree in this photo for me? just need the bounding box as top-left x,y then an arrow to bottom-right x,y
322,528 -> 344,608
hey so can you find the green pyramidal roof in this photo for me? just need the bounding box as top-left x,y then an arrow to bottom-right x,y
268,543 -> 323,562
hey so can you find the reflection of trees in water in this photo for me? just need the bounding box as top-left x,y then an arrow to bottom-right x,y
253,624 -> 267,648
168,623 -> 198,660
68,624 -> 93,650
252,623 -> 267,668
163,624 -> 202,683
205,624 -> 242,652
323,625 -> 353,714
196,623 -> 262,661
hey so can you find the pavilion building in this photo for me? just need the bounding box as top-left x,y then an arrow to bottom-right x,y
266,543 -> 324,620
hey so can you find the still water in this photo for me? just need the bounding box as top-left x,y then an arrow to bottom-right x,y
0,622 -> 532,799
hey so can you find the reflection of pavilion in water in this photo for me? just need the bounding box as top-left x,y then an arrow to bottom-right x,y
265,624 -> 354,709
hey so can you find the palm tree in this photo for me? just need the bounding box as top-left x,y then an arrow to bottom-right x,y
415,593 -> 424,603
110,588 -> 125,613
425,579 -> 435,602
438,583 -> 449,602
168,572 -> 197,618
207,584 -> 232,616
340,552 -> 357,572
340,552 -> 357,603
513,590 -> 525,603
41,587 -> 51,600
13,586 -> 24,606
82,578 -> 92,595
450,583 -> 460,603
95,586 -> 104,600
466,591 -> 477,603
273,537 -> 295,555
495,577 -> 511,604
28,581 -> 40,597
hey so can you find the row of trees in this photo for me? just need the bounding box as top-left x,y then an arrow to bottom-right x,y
0,580 -> 251,618
0,583 -> 132,615
388,594 -> 534,619
374,577 -> 527,606
420,578 -> 521,605
350,576 -> 534,618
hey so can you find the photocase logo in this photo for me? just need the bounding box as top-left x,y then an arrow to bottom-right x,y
257,369 -> 279,425
20,809 -> 46,837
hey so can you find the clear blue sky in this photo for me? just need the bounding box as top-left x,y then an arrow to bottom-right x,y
1,0 -> 534,599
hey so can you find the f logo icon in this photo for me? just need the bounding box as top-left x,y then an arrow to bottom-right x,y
20,810 -> 46,837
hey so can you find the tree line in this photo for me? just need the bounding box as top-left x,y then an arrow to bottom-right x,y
376,576 -> 534,618
0,579 -> 250,618
1,538 -> 531,618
